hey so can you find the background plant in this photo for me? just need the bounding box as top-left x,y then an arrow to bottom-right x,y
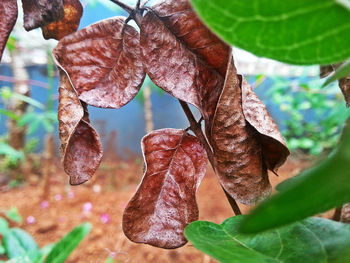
0,208 -> 91,263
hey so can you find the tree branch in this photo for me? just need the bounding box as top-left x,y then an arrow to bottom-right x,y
179,100 -> 242,215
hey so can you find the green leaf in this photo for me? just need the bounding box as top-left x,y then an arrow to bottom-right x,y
45,223 -> 91,263
191,0 -> 350,65
0,109 -> 20,121
323,60 -> 350,86
185,216 -> 350,263
2,232 -> 27,259
0,241 -> 5,255
5,207 -> 23,224
11,228 -> 39,258
0,217 -> 9,235
12,93 -> 45,110
239,118 -> 350,233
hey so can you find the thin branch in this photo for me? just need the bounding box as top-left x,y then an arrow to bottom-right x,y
179,100 -> 242,215
141,0 -> 151,8
109,0 -> 133,14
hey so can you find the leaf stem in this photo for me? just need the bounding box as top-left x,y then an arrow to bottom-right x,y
179,100 -> 242,215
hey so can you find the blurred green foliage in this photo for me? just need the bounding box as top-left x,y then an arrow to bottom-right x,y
0,208 -> 91,263
259,72 -> 350,155
0,86 -> 58,170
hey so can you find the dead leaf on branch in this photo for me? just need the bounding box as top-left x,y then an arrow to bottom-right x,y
42,0 -> 83,40
0,0 -> 18,61
210,57 -> 289,204
211,59 -> 271,204
21,0 -> 64,31
123,128 -> 207,249
57,69 -> 103,185
53,17 -> 145,109
241,77 -> 289,171
140,0 -> 230,130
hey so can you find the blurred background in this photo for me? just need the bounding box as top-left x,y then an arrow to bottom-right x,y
0,0 -> 348,262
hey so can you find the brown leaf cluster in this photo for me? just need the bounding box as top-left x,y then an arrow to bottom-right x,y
0,0 -> 83,62
1,0 -> 290,250
50,0 -> 290,248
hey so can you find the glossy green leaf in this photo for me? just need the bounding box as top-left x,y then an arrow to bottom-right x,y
185,216 -> 350,263
239,118 -> 350,233
323,60 -> 350,86
191,0 -> 350,65
45,222 -> 91,263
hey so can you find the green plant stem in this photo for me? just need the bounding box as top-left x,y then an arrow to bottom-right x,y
46,51 -> 55,112
179,100 -> 242,216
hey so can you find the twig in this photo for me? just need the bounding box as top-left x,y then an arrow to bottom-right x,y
179,100 -> 242,215
109,0 -> 133,14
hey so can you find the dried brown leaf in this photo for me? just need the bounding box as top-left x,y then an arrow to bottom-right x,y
241,77 -> 290,171
211,58 -> 271,205
123,128 -> 207,249
21,0 -> 64,31
0,0 -> 18,61
320,65 -> 335,78
54,17 -> 145,108
339,76 -> 350,107
42,0 -> 83,40
57,69 -> 103,185
140,0 -> 230,126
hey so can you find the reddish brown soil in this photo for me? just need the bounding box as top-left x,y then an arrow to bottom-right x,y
0,157 -> 319,263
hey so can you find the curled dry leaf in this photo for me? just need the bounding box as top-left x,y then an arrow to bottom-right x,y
241,77 -> 290,171
211,57 -> 289,204
42,0 -> 83,40
211,59 -> 271,205
140,0 -> 230,127
54,17 -> 145,108
21,0 -> 64,31
58,69 -> 103,185
0,0 -> 18,61
123,129 -> 207,249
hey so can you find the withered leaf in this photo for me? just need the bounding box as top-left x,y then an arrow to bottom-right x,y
58,69 -> 103,185
123,128 -> 207,249
42,0 -> 83,40
320,65 -> 335,78
53,17 -> 145,109
0,0 -> 18,61
211,58 -> 271,205
339,76 -> 350,107
320,63 -> 350,107
21,0 -> 64,31
241,77 -> 290,171
140,0 -> 230,126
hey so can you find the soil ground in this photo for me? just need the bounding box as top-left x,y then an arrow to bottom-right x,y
0,156 -> 323,263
